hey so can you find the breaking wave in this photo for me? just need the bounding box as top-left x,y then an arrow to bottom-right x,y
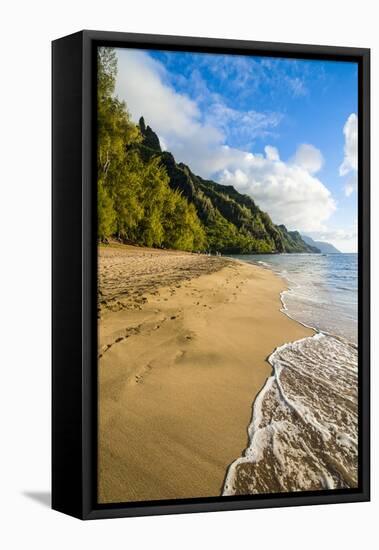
223,254 -> 358,496
223,333 -> 358,495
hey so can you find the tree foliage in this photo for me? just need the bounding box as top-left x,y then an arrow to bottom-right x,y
97,48 -> 205,251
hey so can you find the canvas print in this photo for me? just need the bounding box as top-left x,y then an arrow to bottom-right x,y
97,46 -> 358,504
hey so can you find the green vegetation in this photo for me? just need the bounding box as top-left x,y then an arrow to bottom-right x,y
97,47 -> 319,255
97,47 -> 205,250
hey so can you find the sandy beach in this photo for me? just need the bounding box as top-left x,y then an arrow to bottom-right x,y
98,244 -> 313,503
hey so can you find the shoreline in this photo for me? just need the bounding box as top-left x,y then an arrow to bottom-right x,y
98,245 -> 313,503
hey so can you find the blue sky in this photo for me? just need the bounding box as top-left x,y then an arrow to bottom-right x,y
114,48 -> 358,251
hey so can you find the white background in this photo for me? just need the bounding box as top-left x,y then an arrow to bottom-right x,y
1,1 -> 377,548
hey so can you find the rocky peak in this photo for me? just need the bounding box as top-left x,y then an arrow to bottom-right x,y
139,117 -> 161,152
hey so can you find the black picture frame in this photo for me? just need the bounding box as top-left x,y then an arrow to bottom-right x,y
52,30 -> 370,520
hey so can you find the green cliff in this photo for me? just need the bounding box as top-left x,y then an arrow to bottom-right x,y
137,117 -> 319,254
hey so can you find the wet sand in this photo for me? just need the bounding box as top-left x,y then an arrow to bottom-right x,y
98,244 -> 313,503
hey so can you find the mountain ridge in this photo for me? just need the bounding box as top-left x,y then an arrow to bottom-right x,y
138,117 -> 320,255
301,234 -> 341,254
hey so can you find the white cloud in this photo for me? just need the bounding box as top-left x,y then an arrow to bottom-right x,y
114,48 -> 336,233
344,176 -> 357,197
264,145 -> 280,162
219,145 -> 335,232
205,102 -> 282,145
116,49 -> 199,136
287,76 -> 307,97
339,113 -> 358,196
340,114 -> 358,175
157,134 -> 168,151
197,54 -> 309,98
292,143 -> 324,174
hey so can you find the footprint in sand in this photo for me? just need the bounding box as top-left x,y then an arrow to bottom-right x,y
98,343 -> 112,359
134,363 -> 153,385
174,350 -> 186,363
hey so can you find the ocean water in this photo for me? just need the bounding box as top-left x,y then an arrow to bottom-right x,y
223,253 -> 358,495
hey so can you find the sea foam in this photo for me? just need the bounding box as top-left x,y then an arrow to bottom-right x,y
222,253 -> 359,495
223,332 -> 358,495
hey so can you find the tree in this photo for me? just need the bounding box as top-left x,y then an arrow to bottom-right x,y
163,190 -> 206,251
97,47 -> 141,240
98,181 -> 116,240
97,47 -> 207,253
137,156 -> 169,247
